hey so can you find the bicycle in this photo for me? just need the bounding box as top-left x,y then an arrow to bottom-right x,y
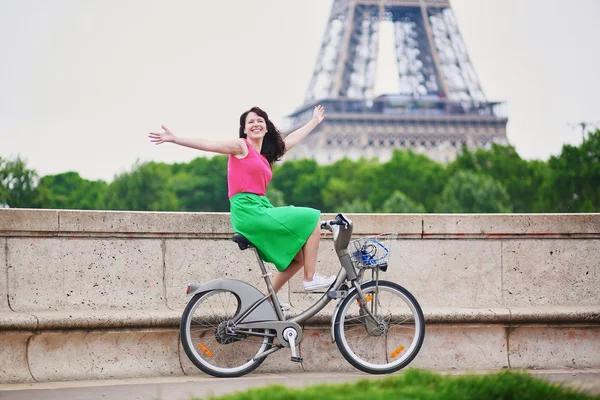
180,213 -> 425,378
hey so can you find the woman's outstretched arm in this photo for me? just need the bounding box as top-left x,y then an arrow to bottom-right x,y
148,125 -> 246,155
283,105 -> 326,152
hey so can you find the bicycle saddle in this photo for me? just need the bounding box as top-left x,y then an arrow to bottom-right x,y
232,233 -> 253,250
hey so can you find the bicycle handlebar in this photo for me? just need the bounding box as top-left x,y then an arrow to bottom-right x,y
321,220 -> 342,228
320,213 -> 352,230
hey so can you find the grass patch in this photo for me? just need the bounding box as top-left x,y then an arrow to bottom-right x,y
198,369 -> 598,400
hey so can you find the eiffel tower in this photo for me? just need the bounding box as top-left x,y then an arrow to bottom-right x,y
286,0 -> 508,164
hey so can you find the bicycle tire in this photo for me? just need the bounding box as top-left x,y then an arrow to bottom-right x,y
333,280 -> 425,374
180,289 -> 274,378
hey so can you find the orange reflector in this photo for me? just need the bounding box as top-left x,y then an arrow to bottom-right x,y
390,346 -> 405,359
357,295 -> 373,306
199,343 -> 213,357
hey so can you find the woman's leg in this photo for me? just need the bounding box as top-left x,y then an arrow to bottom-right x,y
270,220 -> 322,292
271,250 -> 304,293
302,222 -> 321,281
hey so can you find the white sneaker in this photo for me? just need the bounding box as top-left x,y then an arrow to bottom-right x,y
303,274 -> 336,291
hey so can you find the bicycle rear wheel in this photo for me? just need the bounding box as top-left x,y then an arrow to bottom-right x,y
333,280 -> 425,374
180,289 -> 273,378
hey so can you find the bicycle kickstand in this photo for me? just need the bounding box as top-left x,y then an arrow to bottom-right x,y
283,327 -> 303,363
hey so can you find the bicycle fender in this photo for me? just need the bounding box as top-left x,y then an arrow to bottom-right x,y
187,279 -> 278,323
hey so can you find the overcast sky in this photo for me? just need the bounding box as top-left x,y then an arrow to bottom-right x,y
1,0 -> 599,182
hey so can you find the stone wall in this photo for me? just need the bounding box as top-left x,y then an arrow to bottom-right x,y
1,209 -> 599,382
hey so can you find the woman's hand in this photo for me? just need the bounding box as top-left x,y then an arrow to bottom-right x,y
284,105 -> 326,152
148,125 -> 176,145
312,105 -> 326,124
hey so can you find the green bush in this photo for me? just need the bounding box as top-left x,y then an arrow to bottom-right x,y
200,369 -> 597,400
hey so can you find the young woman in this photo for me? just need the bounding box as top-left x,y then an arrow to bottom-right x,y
148,105 -> 335,296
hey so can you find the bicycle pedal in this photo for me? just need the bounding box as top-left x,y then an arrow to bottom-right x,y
291,356 -> 303,363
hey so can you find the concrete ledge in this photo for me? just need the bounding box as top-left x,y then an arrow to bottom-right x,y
1,237 -> 9,313
4,211 -> 598,238
0,209 -> 59,233
0,310 -> 180,331
423,214 -> 600,237
509,307 -> 600,323
298,306 -> 600,325
1,306 -> 599,383
425,306 -> 600,324
0,211 -> 425,237
0,331 -> 34,383
0,312 -> 38,330
33,310 -> 181,330
1,211 -> 598,383
2,322 -> 599,383
28,329 -> 182,382
57,210 -> 233,235
2,307 -> 599,331
508,326 -> 600,369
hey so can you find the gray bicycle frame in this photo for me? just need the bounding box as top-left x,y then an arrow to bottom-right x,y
186,213 -> 379,348
288,216 -> 357,325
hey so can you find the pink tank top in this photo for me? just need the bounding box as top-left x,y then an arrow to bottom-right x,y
227,139 -> 273,198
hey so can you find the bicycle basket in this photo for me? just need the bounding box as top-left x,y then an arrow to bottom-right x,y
349,233 -> 397,270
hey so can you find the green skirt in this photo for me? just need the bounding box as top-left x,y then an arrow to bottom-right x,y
229,193 -> 320,271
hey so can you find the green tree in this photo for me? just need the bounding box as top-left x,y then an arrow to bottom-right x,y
380,190 -> 426,213
434,170 -> 512,213
370,150 -> 447,212
450,144 -> 548,212
290,171 -> 328,210
340,198 -> 374,213
270,159 -> 320,206
104,160 -> 179,211
0,156 -> 38,208
321,157 -> 378,212
537,129 -> 600,212
171,156 -> 229,212
32,172 -> 107,210
266,186 -> 286,207
14,131 -> 600,214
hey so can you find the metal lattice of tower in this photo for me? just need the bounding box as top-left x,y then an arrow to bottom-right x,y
286,0 -> 508,164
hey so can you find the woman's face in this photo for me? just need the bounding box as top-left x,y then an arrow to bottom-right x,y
244,112 -> 267,140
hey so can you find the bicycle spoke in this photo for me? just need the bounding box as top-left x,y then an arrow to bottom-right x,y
181,290 -> 273,377
334,281 -> 424,374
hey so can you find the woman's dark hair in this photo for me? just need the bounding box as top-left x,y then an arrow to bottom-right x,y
239,107 -> 286,166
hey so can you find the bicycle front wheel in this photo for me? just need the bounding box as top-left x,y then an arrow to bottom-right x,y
180,289 -> 273,378
334,280 -> 425,374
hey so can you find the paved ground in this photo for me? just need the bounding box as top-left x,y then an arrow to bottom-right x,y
1,370 -> 599,400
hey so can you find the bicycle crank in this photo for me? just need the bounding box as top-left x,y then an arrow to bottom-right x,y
283,327 -> 303,363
